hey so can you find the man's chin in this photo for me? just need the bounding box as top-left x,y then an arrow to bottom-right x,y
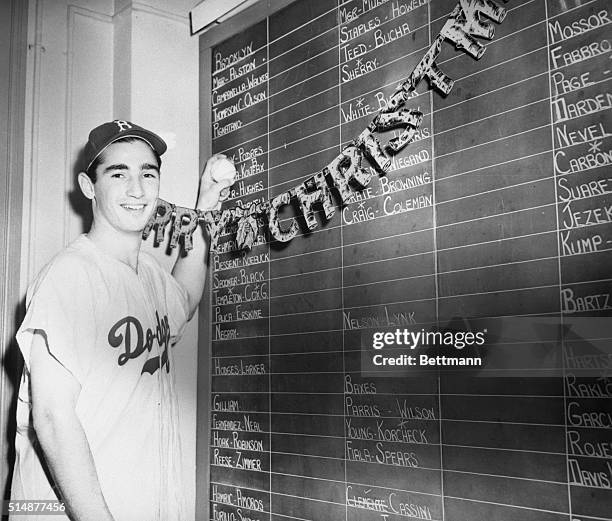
122,215 -> 153,234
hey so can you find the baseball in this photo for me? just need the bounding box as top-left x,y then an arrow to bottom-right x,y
211,156 -> 236,186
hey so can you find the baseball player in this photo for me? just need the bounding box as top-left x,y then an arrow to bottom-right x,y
10,120 -> 235,521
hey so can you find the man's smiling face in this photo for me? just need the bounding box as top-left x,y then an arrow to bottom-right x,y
90,139 -> 160,235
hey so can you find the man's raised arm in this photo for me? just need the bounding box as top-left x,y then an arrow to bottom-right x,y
171,154 -> 236,319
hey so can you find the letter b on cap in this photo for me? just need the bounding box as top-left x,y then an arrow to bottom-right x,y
114,120 -> 132,132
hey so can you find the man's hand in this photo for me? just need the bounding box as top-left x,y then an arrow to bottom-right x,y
172,154 -> 237,319
196,154 -> 237,212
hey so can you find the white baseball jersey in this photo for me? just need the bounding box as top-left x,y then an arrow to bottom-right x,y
11,234 -> 190,521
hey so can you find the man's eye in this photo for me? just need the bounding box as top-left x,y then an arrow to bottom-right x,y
143,171 -> 158,178
111,172 -> 124,178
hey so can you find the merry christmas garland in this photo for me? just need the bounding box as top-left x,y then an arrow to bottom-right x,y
144,0 -> 509,254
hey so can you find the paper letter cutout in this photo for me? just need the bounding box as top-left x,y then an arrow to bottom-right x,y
233,201 -> 266,251
372,109 -> 424,153
325,145 -> 373,204
357,129 -> 391,173
171,206 -> 200,250
268,191 -> 298,242
203,209 -> 234,252
441,0 -> 507,59
406,34 -> 454,95
388,34 -> 453,114
142,199 -> 175,245
236,215 -> 259,250
293,171 -> 335,230
385,90 -> 407,113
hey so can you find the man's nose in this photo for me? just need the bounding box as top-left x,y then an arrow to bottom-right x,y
127,175 -> 144,197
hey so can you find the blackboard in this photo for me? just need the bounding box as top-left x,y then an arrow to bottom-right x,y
199,0 -> 612,519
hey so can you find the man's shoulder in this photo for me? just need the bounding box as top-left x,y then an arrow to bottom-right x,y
48,235 -> 97,269
28,236 -> 97,292
138,248 -> 164,271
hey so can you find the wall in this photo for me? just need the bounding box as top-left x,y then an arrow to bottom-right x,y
15,0 -> 200,518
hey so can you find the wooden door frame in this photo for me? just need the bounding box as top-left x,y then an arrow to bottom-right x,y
0,0 -> 28,510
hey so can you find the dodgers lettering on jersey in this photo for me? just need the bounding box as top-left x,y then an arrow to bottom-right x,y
107,311 -> 172,374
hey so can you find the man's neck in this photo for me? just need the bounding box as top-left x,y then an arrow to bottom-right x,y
87,224 -> 142,270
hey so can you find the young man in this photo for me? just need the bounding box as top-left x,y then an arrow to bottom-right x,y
10,120 -> 235,521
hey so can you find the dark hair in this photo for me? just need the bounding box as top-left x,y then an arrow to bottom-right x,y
85,137 -> 162,182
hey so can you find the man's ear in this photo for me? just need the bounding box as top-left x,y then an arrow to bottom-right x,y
78,172 -> 95,200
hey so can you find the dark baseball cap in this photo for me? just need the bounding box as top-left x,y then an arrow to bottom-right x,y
83,120 -> 167,171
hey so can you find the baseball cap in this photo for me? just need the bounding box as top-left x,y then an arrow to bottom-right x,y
83,120 -> 167,171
